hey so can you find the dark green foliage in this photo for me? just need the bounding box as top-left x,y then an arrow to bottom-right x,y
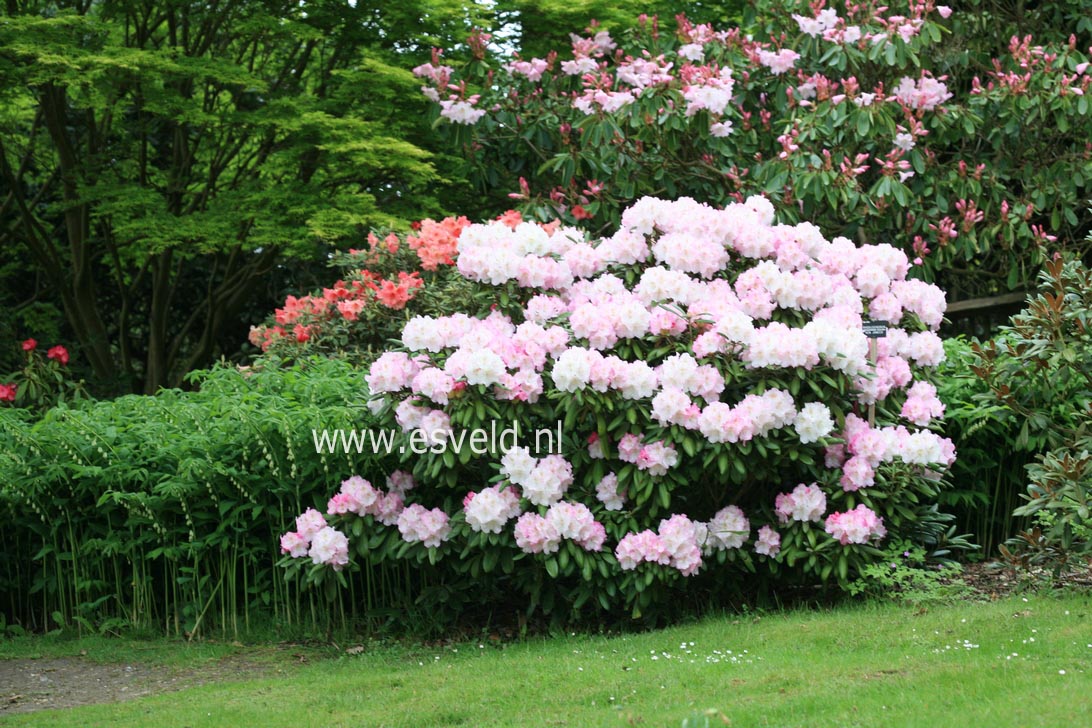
426,1 -> 1092,305
493,1 -> 745,62
935,338 -> 1032,555
0,358 -> 400,636
0,0 -> 487,395
969,255 -> 1092,568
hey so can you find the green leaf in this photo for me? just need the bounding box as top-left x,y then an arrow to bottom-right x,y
856,112 -> 870,137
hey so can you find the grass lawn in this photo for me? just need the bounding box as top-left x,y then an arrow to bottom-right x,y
2,593 -> 1090,727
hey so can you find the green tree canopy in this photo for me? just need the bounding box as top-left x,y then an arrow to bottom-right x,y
0,0 -> 489,393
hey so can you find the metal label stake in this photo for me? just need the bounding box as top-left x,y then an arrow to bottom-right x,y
862,320 -> 888,427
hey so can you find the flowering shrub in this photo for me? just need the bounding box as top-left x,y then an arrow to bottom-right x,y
248,215 -> 477,361
0,338 -> 85,412
415,2 -> 1092,299
281,197 -> 959,619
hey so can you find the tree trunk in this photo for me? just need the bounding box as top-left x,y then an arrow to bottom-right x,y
38,83 -> 117,383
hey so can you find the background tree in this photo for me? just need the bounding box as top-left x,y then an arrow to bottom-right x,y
420,1 -> 1092,306
492,1 -> 744,61
0,0 -> 490,394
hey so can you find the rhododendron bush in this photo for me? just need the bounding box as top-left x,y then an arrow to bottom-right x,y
281,197 -> 960,619
249,215 -> 479,361
416,1 -> 1092,299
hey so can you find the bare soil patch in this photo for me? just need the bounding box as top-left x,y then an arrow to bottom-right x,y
0,652 -> 277,716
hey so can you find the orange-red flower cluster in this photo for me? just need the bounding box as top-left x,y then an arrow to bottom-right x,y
250,216 -> 469,353
406,216 -> 470,270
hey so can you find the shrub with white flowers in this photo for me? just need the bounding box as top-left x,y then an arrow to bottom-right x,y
282,196 -> 957,619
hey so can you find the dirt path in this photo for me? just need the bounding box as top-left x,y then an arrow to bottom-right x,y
0,653 -> 276,716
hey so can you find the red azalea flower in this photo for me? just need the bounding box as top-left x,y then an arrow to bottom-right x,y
496,209 -> 523,229
46,345 -> 69,365
571,205 -> 592,220
21,338 -> 36,352
0,383 -> 15,402
375,280 -> 413,310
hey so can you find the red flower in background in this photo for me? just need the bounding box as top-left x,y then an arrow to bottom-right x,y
406,216 -> 469,270
571,205 -> 592,220
0,383 -> 15,402
495,210 -> 523,229
336,299 -> 367,321
46,345 -> 69,365
374,272 -> 423,311
22,339 -> 37,352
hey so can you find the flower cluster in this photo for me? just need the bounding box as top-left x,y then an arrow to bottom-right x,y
774,483 -> 827,524
1,338 -> 76,408
248,215 -> 470,355
407,216 -> 469,270
617,434 -> 679,476
280,472 -> 417,567
326,474 -> 408,525
283,195 -> 955,592
279,509 -> 350,570
398,504 -> 452,547
824,505 -> 887,545
514,501 -> 606,554
615,506 -> 757,575
464,485 -> 522,534
830,413 -> 956,491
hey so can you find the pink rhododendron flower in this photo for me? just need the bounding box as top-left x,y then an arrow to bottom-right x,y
374,493 -> 405,526
893,76 -> 952,111
774,483 -> 827,524
757,49 -> 800,74
386,471 -> 415,497
615,530 -> 672,569
755,525 -> 781,556
513,512 -> 561,554
901,381 -> 946,426
595,472 -> 626,510
825,505 -> 887,545
635,440 -> 679,476
367,352 -> 420,393
522,454 -> 574,506
397,504 -> 451,548
706,505 -> 749,550
439,97 -> 486,124
546,501 -> 605,551
464,485 -> 522,534
47,345 -> 69,365
308,526 -> 349,570
331,475 -> 380,516
295,508 -> 327,540
280,531 -> 308,558
658,514 -> 704,575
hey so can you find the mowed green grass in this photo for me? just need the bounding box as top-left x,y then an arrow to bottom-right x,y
3,594 -> 1090,727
